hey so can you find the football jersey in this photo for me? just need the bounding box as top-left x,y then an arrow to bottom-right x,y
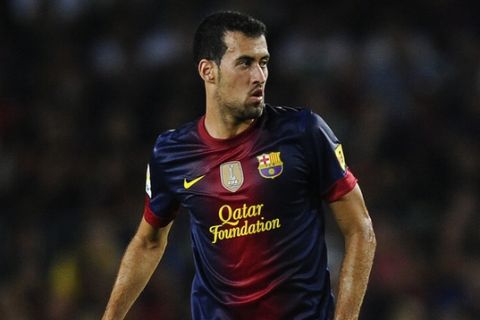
144,105 -> 357,320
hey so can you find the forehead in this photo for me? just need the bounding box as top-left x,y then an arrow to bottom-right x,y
222,31 -> 269,59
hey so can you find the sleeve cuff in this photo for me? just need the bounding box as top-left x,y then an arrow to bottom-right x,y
323,169 -> 358,202
143,195 -> 175,228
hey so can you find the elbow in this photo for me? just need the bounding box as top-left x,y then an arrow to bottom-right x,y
364,218 -> 376,253
349,217 -> 376,252
134,233 -> 168,253
147,236 -> 168,252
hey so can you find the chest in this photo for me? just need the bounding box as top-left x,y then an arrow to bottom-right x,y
167,134 -> 313,218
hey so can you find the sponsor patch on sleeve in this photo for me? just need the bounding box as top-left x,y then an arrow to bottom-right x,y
335,144 -> 346,171
145,165 -> 152,197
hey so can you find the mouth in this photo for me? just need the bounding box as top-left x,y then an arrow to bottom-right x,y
250,88 -> 264,102
251,88 -> 263,96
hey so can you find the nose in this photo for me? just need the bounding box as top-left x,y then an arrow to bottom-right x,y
252,63 -> 267,84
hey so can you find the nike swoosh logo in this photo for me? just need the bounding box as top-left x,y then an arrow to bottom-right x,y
184,175 -> 205,189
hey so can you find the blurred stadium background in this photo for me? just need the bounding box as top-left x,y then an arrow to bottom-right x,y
0,1 -> 478,319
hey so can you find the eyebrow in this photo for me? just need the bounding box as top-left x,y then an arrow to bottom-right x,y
235,54 -> 270,63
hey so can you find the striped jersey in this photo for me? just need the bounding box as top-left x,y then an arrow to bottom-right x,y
144,105 -> 357,320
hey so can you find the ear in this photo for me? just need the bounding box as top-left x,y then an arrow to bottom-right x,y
198,59 -> 217,83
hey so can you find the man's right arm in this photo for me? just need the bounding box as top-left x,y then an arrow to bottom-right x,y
102,218 -> 173,320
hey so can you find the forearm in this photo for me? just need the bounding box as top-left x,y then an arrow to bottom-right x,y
102,231 -> 168,320
334,227 -> 376,320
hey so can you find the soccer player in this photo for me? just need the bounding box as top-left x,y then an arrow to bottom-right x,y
103,11 -> 376,320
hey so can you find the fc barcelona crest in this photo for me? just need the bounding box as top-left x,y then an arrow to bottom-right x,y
257,152 -> 284,179
220,161 -> 244,192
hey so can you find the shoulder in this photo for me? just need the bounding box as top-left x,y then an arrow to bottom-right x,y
264,104 -> 310,132
265,104 -> 307,118
265,104 -> 330,135
307,110 -> 338,141
151,119 -> 200,157
265,105 -> 339,148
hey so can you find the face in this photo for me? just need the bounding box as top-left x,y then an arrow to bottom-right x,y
214,31 -> 270,122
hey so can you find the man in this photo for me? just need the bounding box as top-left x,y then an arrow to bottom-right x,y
103,11 -> 376,320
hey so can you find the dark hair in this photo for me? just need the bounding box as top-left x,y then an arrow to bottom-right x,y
193,11 -> 267,65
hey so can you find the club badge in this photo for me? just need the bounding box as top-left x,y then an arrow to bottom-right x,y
257,152 -> 283,179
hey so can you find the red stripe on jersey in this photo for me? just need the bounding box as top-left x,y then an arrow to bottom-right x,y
197,115 -> 260,148
143,195 -> 172,228
324,169 -> 357,202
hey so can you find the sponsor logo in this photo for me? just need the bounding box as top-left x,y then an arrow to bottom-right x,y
335,144 -> 346,171
220,161 -> 244,192
209,203 -> 281,244
184,175 -> 205,189
256,152 -> 283,179
146,165 -> 151,197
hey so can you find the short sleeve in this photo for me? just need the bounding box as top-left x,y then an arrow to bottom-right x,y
143,144 -> 180,228
306,110 -> 357,202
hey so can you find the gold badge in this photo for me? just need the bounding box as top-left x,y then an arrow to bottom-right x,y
220,161 -> 244,192
335,144 -> 346,171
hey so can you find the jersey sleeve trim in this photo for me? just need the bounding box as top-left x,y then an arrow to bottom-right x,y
143,195 -> 174,228
323,169 -> 358,202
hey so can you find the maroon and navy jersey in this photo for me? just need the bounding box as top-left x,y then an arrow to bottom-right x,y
143,105 -> 357,320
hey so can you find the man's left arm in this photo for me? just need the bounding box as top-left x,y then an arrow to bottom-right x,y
328,184 -> 376,320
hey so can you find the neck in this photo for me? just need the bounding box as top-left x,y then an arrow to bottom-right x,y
204,105 -> 254,139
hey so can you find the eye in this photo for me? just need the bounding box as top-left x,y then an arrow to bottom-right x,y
239,59 -> 252,67
260,60 -> 268,68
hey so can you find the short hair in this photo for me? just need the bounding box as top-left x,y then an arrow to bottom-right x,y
193,11 -> 267,65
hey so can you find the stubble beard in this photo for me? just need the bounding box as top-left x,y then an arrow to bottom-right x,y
222,99 -> 264,123
231,101 -> 265,122
215,78 -> 265,123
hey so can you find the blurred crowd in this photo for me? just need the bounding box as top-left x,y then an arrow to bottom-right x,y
0,1 -> 479,319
